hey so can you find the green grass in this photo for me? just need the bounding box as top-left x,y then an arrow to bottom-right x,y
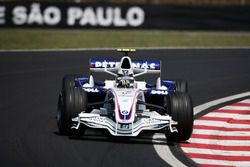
0,29 -> 250,49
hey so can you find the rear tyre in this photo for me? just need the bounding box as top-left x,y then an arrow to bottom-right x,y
57,87 -> 88,135
165,92 -> 193,142
175,79 -> 188,93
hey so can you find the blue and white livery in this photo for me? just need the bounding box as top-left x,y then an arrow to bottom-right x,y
57,49 -> 193,141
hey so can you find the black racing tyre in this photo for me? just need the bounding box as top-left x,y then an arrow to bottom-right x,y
57,87 -> 88,135
175,80 -> 188,93
165,92 -> 193,142
162,95 -> 170,115
62,74 -> 86,90
62,75 -> 75,90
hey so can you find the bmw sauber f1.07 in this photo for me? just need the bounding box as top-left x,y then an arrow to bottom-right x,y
57,49 -> 193,141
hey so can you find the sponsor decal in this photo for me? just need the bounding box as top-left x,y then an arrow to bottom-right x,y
133,61 -> 160,70
90,61 -> 120,68
90,59 -> 160,70
143,118 -> 160,124
119,123 -> 131,130
83,88 -> 99,92
67,6 -> 144,27
122,69 -> 129,75
88,116 -> 105,123
151,90 -> 168,95
120,110 -> 131,120
121,110 -> 129,116
1,2 -> 250,30
12,3 -> 61,26
0,2 -> 145,28
0,6 -> 5,24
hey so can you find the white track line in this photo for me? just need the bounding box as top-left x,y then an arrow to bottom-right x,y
192,129 -> 250,136
182,147 -> 250,156
194,120 -> 250,128
193,92 -> 250,116
204,112 -> 250,120
220,106 -> 250,110
240,99 -> 250,103
188,138 -> 250,146
153,135 -> 186,167
192,158 -> 250,166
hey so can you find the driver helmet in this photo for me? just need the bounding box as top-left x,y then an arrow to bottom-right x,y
116,75 -> 134,88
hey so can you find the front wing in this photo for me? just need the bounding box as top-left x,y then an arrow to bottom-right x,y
72,112 -> 178,137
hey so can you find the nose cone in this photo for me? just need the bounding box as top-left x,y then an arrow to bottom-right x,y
114,89 -> 137,123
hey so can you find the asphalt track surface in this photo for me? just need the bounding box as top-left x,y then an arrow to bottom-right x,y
0,49 -> 250,167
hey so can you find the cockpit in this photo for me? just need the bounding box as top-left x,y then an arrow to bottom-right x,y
116,57 -> 135,88
116,75 -> 135,88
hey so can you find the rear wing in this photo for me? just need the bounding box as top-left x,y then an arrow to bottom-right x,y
89,59 -> 161,74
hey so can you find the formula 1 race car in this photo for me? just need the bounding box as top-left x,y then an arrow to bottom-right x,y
57,49 -> 193,141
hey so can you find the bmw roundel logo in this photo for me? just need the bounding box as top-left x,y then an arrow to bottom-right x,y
121,110 -> 129,116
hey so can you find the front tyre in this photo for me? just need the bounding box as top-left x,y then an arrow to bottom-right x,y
57,87 -> 88,135
62,74 -> 85,90
166,92 -> 193,142
175,79 -> 188,93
